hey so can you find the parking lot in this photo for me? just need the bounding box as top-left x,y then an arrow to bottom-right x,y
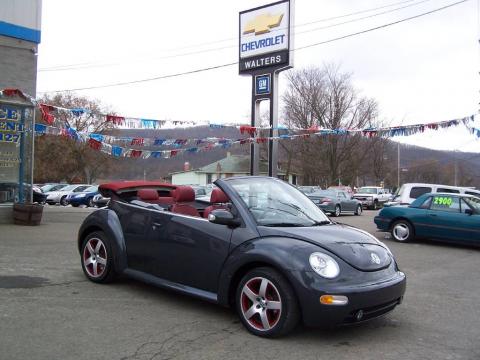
0,207 -> 479,360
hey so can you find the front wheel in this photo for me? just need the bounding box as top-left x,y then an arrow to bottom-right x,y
87,197 -> 94,207
391,220 -> 414,243
355,204 -> 362,216
236,267 -> 300,338
81,231 -> 116,283
60,196 -> 68,206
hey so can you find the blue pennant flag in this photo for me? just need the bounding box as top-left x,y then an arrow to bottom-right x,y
71,108 -> 86,117
111,146 -> 123,157
154,138 -> 165,145
89,133 -> 104,142
34,124 -> 47,133
151,151 -> 163,158
141,119 -> 159,129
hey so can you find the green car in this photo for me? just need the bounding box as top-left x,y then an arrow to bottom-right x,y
374,193 -> 480,245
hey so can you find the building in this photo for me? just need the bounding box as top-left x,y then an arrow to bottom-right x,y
0,1 -> 42,223
170,153 -> 297,185
0,0 -> 42,95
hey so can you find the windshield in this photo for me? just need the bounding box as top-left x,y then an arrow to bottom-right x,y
60,185 -> 77,191
358,187 -> 378,194
228,177 -> 330,226
84,186 -> 98,192
310,190 -> 335,197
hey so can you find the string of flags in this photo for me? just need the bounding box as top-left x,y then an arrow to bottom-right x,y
2,88 -> 479,155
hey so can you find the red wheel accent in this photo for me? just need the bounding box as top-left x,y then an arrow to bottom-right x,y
240,277 -> 282,331
82,238 -> 108,278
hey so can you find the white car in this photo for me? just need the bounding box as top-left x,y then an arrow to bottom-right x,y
353,186 -> 391,210
46,184 -> 90,206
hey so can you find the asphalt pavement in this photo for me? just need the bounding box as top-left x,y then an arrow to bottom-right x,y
0,207 -> 479,360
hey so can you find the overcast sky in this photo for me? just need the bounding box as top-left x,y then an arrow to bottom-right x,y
37,0 -> 480,152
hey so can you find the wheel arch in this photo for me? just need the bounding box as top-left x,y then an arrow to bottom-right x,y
77,209 -> 128,273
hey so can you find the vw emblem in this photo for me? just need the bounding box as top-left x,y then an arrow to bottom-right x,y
370,253 -> 381,264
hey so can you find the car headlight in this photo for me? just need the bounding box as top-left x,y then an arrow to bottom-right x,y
309,252 -> 340,279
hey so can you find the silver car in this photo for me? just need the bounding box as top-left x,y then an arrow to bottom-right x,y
308,190 -> 363,217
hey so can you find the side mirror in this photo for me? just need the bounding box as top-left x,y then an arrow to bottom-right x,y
465,208 -> 474,216
208,209 -> 241,227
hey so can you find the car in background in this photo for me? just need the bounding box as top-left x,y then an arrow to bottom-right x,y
66,185 -> 99,207
308,189 -> 363,217
375,192 -> 480,245
41,183 -> 69,193
328,185 -> 354,196
0,183 -> 47,204
386,183 -> 480,207
46,184 -> 90,205
353,186 -> 391,210
92,193 -> 110,207
78,177 -> 405,337
297,186 -> 321,194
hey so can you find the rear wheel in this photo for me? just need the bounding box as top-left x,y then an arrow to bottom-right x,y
372,200 -> 379,210
87,197 -> 94,207
332,205 -> 341,217
391,220 -> 414,243
60,196 -> 68,206
236,267 -> 300,338
81,231 -> 116,283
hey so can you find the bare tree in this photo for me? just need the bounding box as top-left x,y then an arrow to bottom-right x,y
283,65 -> 378,186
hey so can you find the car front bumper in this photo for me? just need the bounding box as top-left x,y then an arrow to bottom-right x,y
374,216 -> 391,231
289,269 -> 406,327
353,198 -> 374,208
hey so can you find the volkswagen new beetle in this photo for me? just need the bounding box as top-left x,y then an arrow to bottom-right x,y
78,176 -> 406,337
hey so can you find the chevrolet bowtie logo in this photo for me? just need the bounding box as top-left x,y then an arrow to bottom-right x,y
243,13 -> 284,35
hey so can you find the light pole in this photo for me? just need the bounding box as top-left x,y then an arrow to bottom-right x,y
397,142 -> 400,189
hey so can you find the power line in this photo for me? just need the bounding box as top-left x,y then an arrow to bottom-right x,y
38,0 -> 428,72
39,0 -> 470,93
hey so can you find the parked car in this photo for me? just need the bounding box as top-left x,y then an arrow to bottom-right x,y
308,190 -> 363,216
0,182 -> 47,204
328,185 -> 354,196
297,186 -> 321,194
40,183 -> 68,193
385,183 -> 480,207
92,193 -> 110,207
78,177 -> 405,337
353,186 -> 392,210
66,185 -> 99,207
375,192 -> 480,246
46,184 -> 90,205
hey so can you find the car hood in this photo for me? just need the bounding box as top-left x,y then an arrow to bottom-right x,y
258,223 -> 392,271
353,193 -> 375,197
47,191 -> 66,197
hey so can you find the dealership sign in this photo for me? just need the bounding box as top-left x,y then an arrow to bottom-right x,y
239,0 -> 293,74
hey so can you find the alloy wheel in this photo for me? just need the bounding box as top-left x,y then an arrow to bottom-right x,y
240,277 -> 282,332
393,223 -> 410,241
83,238 -> 108,278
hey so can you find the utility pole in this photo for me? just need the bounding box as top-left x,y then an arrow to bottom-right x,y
397,142 -> 400,189
454,150 -> 458,186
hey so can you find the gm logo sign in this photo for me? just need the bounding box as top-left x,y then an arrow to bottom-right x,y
255,74 -> 271,95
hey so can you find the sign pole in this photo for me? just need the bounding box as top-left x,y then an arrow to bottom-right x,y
239,0 -> 294,177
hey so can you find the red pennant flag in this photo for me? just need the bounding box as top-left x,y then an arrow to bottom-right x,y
39,104 -> 56,125
240,126 -> 257,136
130,150 -> 142,158
106,114 -> 125,125
170,149 -> 178,157
2,88 -> 26,99
88,138 -> 102,150
131,138 -> 144,146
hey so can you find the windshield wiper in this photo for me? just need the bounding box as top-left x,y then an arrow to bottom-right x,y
262,222 -> 308,227
311,220 -> 331,226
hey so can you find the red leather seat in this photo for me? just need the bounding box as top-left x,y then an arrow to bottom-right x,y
137,189 -> 159,202
203,188 -> 230,218
170,186 -> 200,217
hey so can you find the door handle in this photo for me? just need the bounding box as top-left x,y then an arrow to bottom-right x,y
152,222 -> 163,229
428,213 -> 437,217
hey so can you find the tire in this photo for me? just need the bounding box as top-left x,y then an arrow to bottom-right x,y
332,205 -> 341,217
372,200 -> 379,210
87,197 -> 94,207
355,204 -> 362,216
80,231 -> 116,283
391,220 -> 414,243
71,204 -> 79,208
236,267 -> 300,338
60,196 -> 68,206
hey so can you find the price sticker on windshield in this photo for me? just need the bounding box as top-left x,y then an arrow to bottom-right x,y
433,196 -> 453,207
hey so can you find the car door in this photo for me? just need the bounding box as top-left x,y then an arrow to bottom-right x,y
425,195 -> 466,242
147,210 -> 233,293
338,191 -> 354,211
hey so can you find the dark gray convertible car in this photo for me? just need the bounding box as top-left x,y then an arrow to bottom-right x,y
78,176 -> 406,337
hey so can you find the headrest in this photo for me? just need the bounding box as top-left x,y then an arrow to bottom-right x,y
210,188 -> 229,203
173,186 -> 195,202
137,189 -> 159,201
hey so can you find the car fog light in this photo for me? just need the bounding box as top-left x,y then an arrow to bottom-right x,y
319,295 -> 348,305
355,310 -> 364,321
